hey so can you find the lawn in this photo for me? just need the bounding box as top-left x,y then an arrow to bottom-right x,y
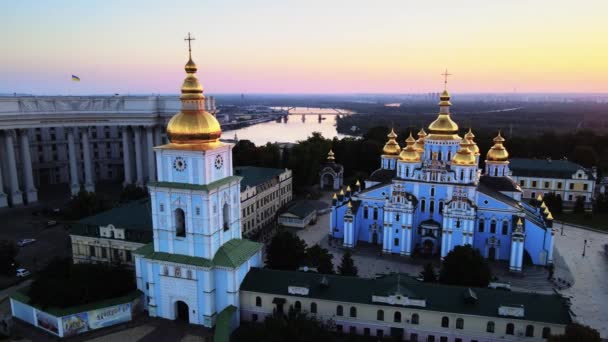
556,212 -> 608,231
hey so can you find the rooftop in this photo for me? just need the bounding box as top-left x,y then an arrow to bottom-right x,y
240,268 -> 571,325
509,158 -> 594,180
284,200 -> 329,218
234,166 -> 288,189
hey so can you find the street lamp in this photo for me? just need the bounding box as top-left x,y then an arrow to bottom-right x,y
582,239 -> 591,258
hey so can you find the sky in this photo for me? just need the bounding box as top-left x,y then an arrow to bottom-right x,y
1,0 -> 607,94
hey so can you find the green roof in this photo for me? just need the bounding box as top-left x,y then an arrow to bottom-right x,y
213,239 -> 263,268
234,166 -> 286,188
510,158 -> 593,179
240,268 -> 571,325
11,289 -> 142,317
284,200 -> 328,218
135,239 -> 262,269
71,199 -> 153,243
213,305 -> 237,342
149,175 -> 242,192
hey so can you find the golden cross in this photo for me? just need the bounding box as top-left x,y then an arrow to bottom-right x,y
441,69 -> 452,90
184,32 -> 195,58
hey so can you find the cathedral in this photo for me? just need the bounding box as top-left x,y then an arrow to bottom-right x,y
330,90 -> 555,272
133,39 -> 262,327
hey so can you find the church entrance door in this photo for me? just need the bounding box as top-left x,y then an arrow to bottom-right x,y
488,247 -> 496,261
322,174 -> 334,189
372,231 -> 378,245
175,301 -> 189,322
422,240 -> 434,255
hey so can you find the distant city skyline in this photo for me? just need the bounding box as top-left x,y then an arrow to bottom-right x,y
1,0 -> 607,94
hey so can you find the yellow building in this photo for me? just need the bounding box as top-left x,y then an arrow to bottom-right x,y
509,158 -> 595,210
240,268 -> 570,342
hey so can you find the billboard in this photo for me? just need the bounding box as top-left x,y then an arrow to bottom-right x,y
61,302 -> 132,337
62,312 -> 88,337
35,310 -> 59,335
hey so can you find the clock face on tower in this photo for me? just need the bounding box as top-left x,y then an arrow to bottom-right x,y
173,156 -> 187,172
214,155 -> 224,169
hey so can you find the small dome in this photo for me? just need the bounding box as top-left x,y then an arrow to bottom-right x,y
382,129 -> 401,156
327,149 -> 336,162
465,128 -> 480,155
452,138 -> 476,165
486,131 -> 509,162
185,58 -> 197,73
399,133 -> 421,163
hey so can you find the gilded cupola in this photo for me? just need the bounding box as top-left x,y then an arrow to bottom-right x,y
465,128 -> 480,155
399,133 -> 421,163
426,90 -> 461,140
452,138 -> 476,166
327,149 -> 336,162
413,128 -> 426,153
486,131 -> 509,162
166,34 -> 222,145
382,128 -> 401,156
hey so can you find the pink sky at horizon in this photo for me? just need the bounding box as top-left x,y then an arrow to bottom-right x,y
1,0 -> 607,95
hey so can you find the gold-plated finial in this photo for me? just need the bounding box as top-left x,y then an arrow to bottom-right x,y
546,212 -> 554,220
332,193 -> 338,200
340,189 -> 345,196
327,149 -> 336,161
536,194 -> 543,202
346,185 -> 351,192
543,207 -> 550,215
541,202 -> 547,209
441,69 -> 452,91
355,179 -> 361,186
347,201 -> 352,208
517,218 -> 523,226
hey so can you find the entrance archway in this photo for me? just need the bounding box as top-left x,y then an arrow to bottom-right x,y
372,231 -> 378,245
322,174 -> 334,189
422,240 -> 434,255
175,301 -> 189,322
488,247 -> 496,261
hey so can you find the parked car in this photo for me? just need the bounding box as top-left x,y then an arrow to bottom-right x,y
16,238 -> 36,247
46,220 -> 58,227
16,268 -> 31,278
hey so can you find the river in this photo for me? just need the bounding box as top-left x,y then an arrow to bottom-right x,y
224,107 -> 354,146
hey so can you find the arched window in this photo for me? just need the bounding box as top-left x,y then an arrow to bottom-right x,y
460,170 -> 464,180
487,321 -> 495,333
222,203 -> 230,231
294,301 -> 301,311
447,151 -> 451,161
438,151 -> 442,161
456,220 -> 461,228
373,208 -> 378,220
255,296 -> 262,307
456,318 -> 464,329
405,168 -> 409,177
364,206 -> 369,219
163,266 -> 169,275
310,302 -> 317,314
421,200 -> 426,212
336,305 -> 343,316
186,270 -> 192,279
411,313 -> 419,325
393,311 -> 401,322
395,214 -> 400,222
494,167 -> 498,177
430,187 -> 435,197
542,327 -> 551,338
490,220 -> 497,234
525,325 -> 534,337
174,208 -> 186,237
478,219 -> 485,232
429,200 -> 435,213
506,323 -> 515,335
350,306 -> 357,318
439,201 -> 444,213
377,310 -> 384,321
441,316 -> 449,328
502,221 -> 509,235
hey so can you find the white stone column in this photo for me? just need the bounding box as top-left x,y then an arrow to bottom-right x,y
121,127 -> 133,186
19,130 -> 38,203
81,128 -> 95,192
4,130 -> 23,205
67,128 -> 80,195
146,126 -> 156,182
154,125 -> 162,146
0,149 -> 8,207
133,126 -> 144,186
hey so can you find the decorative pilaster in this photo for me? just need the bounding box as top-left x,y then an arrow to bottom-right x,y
81,128 -> 95,192
18,130 -> 37,203
4,130 -> 23,205
133,126 -> 144,186
0,152 -> 8,208
67,128 -> 80,195
146,126 -> 156,182
121,127 -> 133,186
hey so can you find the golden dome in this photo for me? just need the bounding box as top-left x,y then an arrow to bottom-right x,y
426,90 -> 460,140
166,50 -> 222,145
382,128 -> 401,156
452,138 -> 476,166
327,149 -> 336,161
413,128 -> 426,153
486,131 -> 509,162
399,132 -> 421,163
465,128 -> 480,155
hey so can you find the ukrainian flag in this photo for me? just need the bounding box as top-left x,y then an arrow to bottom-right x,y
71,75 -> 80,82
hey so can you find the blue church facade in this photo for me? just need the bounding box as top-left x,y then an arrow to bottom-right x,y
330,90 -> 555,272
133,43 -> 262,328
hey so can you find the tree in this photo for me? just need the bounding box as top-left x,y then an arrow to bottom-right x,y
419,263 -> 437,282
65,190 -> 107,220
548,323 -> 601,342
543,192 -> 563,216
305,245 -> 334,274
120,184 -> 149,202
266,231 -> 307,271
0,240 -> 18,275
574,196 -> 586,214
337,251 -> 358,277
439,245 -> 492,287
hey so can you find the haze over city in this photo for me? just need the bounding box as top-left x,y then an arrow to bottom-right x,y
1,0 -> 607,95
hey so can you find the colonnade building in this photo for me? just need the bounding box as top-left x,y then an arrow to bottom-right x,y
0,95 -> 215,207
